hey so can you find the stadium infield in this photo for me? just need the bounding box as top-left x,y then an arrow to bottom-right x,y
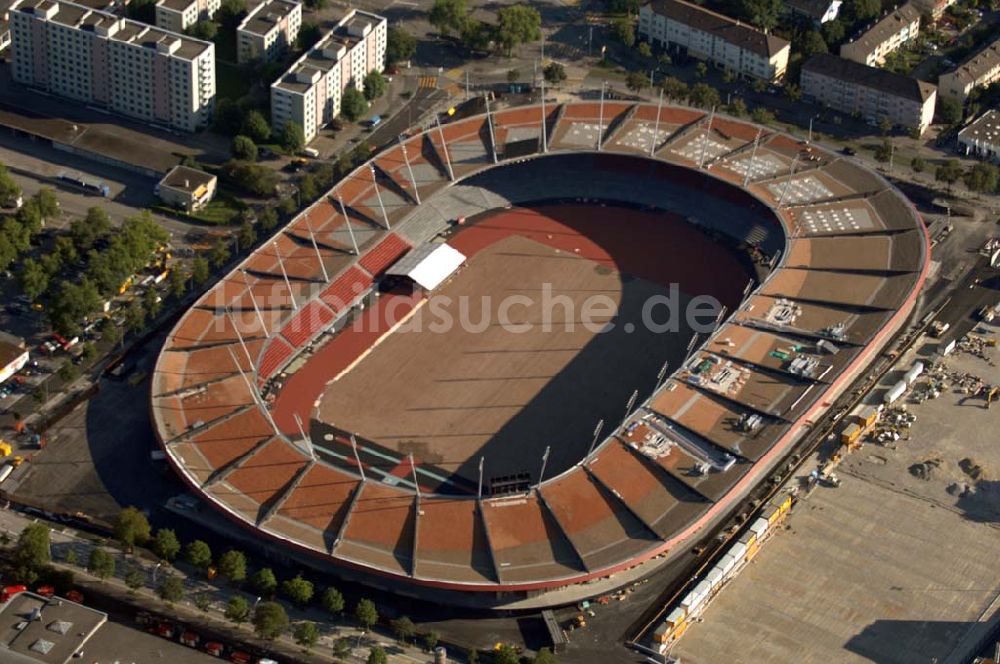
311,204 -> 755,491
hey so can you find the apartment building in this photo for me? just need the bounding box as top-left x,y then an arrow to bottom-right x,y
638,0 -> 790,82
155,0 -> 219,33
9,0 -> 215,132
938,37 -> 1000,102
913,0 -> 958,20
270,9 -> 385,143
840,2 -> 921,66
958,110 -> 1000,162
801,53 -> 937,135
237,0 -> 300,64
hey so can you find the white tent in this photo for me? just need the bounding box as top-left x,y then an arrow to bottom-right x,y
386,242 -> 466,291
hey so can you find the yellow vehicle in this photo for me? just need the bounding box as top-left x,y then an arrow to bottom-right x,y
0,441 -> 12,457
118,276 -> 133,295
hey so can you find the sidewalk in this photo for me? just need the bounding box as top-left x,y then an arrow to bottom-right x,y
0,508 -> 438,664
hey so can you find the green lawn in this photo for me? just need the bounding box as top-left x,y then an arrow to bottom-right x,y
192,197 -> 242,225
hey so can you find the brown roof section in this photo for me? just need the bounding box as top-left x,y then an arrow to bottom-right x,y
645,0 -> 790,58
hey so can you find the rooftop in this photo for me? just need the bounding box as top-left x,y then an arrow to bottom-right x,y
786,0 -> 839,21
0,592 -> 106,664
644,0 -> 790,58
0,331 -> 27,369
841,1 -> 920,56
238,0 -> 298,36
802,53 -> 936,103
155,0 -> 196,12
159,164 -> 215,192
958,109 -> 1000,146
941,36 -> 1000,86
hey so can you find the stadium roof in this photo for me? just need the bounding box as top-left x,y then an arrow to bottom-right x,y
152,101 -> 928,605
386,242 -> 466,290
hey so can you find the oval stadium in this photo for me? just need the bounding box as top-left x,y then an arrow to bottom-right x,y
151,101 -> 929,609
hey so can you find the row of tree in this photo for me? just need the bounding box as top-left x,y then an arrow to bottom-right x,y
430,0 -> 541,56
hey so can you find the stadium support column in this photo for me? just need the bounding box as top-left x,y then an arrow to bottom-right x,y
350,434 -> 366,482
484,95 -> 499,164
698,105 -> 716,169
241,269 -> 269,335
650,88 -> 663,157
435,116 -> 455,181
337,197 -> 360,255
536,445 -> 551,488
293,413 -> 316,461
597,80 -> 606,151
369,165 -> 391,230
303,217 -> 329,282
743,128 -> 763,188
410,452 -> 420,501
585,419 -> 604,464
477,456 -> 485,499
777,154 -> 800,209
541,79 -> 548,153
227,309 -> 256,368
226,346 -> 282,439
272,241 -> 298,311
398,137 -> 422,204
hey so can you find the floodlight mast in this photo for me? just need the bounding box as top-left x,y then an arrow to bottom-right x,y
350,434 -> 366,482
585,418 -> 605,463
369,164 -> 391,230
477,456 -> 485,499
650,88 -> 664,157
240,269 -> 269,335
398,137 -> 422,203
435,116 -> 455,181
272,241 -> 298,310
337,197 -> 360,255
303,216 -> 329,282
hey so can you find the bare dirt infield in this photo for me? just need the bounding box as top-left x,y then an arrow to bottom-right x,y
312,204 -> 754,490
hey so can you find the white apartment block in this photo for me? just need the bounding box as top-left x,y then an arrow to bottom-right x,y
938,37 -> 1000,102
271,9 -> 386,144
802,54 -> 937,135
9,0 -> 215,132
155,0 -> 220,33
839,2 -> 920,67
237,0 -> 300,64
638,0 -> 791,83
958,110 -> 1000,162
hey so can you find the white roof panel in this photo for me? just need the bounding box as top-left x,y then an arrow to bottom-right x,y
386,242 -> 466,291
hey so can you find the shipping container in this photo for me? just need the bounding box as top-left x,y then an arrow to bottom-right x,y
737,530 -> 756,548
903,361 -> 924,385
729,540 -> 747,561
653,623 -> 670,644
855,406 -> 879,428
693,580 -> 712,598
764,505 -> 782,525
718,552 -> 737,576
750,517 -> 769,538
884,380 -> 907,404
840,423 -> 862,445
665,607 -> 686,628
705,567 -> 724,589
744,539 -> 760,560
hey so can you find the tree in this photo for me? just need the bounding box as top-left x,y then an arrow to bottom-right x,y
168,268 -> 188,299
298,20 -> 323,49
0,163 -> 21,208
391,616 -> 415,643
611,17 -> 635,47
333,637 -> 352,659
801,30 -> 828,58
191,256 -> 210,285
209,237 -> 231,269
910,156 -> 926,173
468,648 -> 479,664
543,62 -> 566,85
751,107 -> 776,124
81,342 -> 97,362
965,162 -> 998,193
35,188 -> 59,220
363,71 -> 388,101
695,61 -> 708,79
258,206 -> 279,232
341,87 -> 368,121
848,0 -> 881,23
688,82 -> 720,109
225,595 -> 251,623
188,20 -> 217,40
282,573 -> 314,606
387,27 -> 417,64
637,41 -> 652,58
280,121 -> 306,153
936,159 -> 963,193
124,298 -> 145,334
253,601 -> 289,640
87,547 -> 115,581
494,644 -> 519,664
218,0 -> 247,28
15,524 -> 51,571
460,17 -> 490,52
874,138 -> 893,163
936,96 -> 963,125
238,220 -> 257,252
660,76 -> 688,102
217,550 -> 247,584
294,621 -> 320,651
422,631 -> 439,652
429,0 -> 466,36
113,506 -> 151,549
124,567 -> 144,593
507,68 -> 520,84
298,173 -> 318,202
194,593 -> 212,612
184,540 -> 212,571
241,110 -> 271,144
57,361 -> 78,383
728,98 -> 748,117
252,567 -> 278,596
355,598 -> 378,631
68,207 -> 112,254
19,258 -> 48,302
321,586 -> 345,616
822,19 -> 845,45
232,135 -> 258,161
214,99 -> 243,135
740,0 -> 782,32
533,648 -> 557,664
157,575 -> 185,603
496,4 -> 542,56
366,646 -> 388,664
222,160 -> 277,196
625,71 -> 647,93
